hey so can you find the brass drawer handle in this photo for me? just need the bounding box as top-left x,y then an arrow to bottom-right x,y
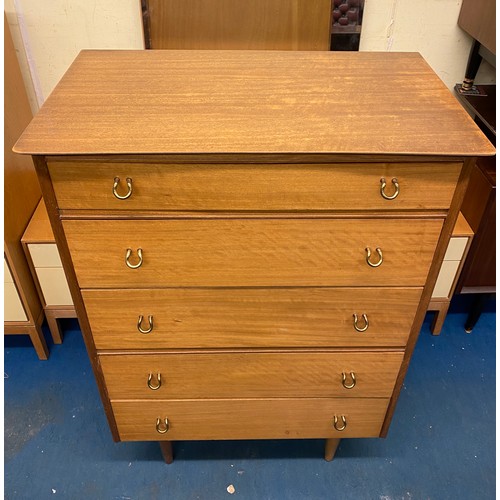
342,371 -> 356,389
365,247 -> 383,267
333,415 -> 347,432
126,248 -> 143,269
353,313 -> 369,332
156,417 -> 169,434
137,314 -> 154,334
113,177 -> 133,200
148,372 -> 162,390
380,177 -> 399,200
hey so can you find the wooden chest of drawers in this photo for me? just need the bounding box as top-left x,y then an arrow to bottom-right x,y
14,50 -> 494,463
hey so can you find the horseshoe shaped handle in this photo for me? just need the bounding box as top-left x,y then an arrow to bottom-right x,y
148,372 -> 162,390
353,313 -> 369,332
333,415 -> 347,432
365,247 -> 383,268
341,372 -> 356,389
156,417 -> 169,434
137,315 -> 154,334
380,177 -> 399,200
113,177 -> 133,200
126,248 -> 143,269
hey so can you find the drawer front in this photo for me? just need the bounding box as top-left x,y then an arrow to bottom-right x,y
431,260 -> 461,299
5,282 -> 28,322
49,162 -> 461,211
4,259 -> 14,283
64,219 -> 442,288
28,243 -> 63,267
84,287 -> 421,349
112,398 -> 389,441
443,237 -> 468,261
100,351 -> 404,399
36,268 -> 73,306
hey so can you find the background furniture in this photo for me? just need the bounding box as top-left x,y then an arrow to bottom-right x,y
454,0 -> 495,332
331,0 -> 364,51
428,213 -> 473,335
456,0 -> 495,94
15,50 -> 493,463
457,155 -> 496,332
22,200 -> 75,344
453,86 -> 495,335
4,14 -> 47,360
141,0 -> 332,50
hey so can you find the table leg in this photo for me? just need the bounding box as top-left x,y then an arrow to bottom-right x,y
159,441 -> 174,464
465,293 -> 492,333
324,438 -> 341,461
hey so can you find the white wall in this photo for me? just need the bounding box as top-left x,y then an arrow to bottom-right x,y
360,0 -> 495,90
5,0 -> 144,113
6,0 -> 496,110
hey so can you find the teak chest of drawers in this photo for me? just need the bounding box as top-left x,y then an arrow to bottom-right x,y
15,50 -> 494,463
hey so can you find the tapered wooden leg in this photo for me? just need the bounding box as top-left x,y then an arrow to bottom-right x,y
29,324 -> 49,360
44,306 -> 76,344
46,311 -> 63,344
159,441 -> 173,464
324,438 -> 340,461
430,302 -> 450,336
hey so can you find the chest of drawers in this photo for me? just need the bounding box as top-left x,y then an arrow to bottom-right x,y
14,50 -> 494,463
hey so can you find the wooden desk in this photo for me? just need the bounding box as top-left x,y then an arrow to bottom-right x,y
14,50 -> 494,462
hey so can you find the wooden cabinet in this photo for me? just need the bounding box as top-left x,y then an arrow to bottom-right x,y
14,50 -> 493,462
4,15 -> 47,359
458,157 -> 496,293
453,83 -> 495,332
141,0 -> 332,50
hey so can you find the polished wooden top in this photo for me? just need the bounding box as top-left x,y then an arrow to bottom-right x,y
14,50 -> 495,157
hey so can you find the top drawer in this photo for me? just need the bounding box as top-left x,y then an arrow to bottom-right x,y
48,161 -> 462,211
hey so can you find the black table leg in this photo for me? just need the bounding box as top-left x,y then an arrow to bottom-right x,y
464,293 -> 494,333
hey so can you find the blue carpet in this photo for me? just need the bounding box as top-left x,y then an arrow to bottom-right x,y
4,296 -> 495,499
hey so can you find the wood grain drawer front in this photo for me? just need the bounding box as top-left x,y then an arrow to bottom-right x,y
48,162 -> 461,211
84,287 -> 421,349
100,351 -> 404,400
112,398 -> 389,441
64,219 -> 443,288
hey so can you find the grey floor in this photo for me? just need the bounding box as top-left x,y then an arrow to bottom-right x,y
4,295 -> 495,499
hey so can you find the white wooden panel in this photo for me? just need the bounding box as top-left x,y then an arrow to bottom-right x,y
28,243 -> 62,267
5,282 -> 28,321
443,237 -> 468,261
4,259 -> 14,283
432,260 -> 461,299
36,267 -> 73,306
